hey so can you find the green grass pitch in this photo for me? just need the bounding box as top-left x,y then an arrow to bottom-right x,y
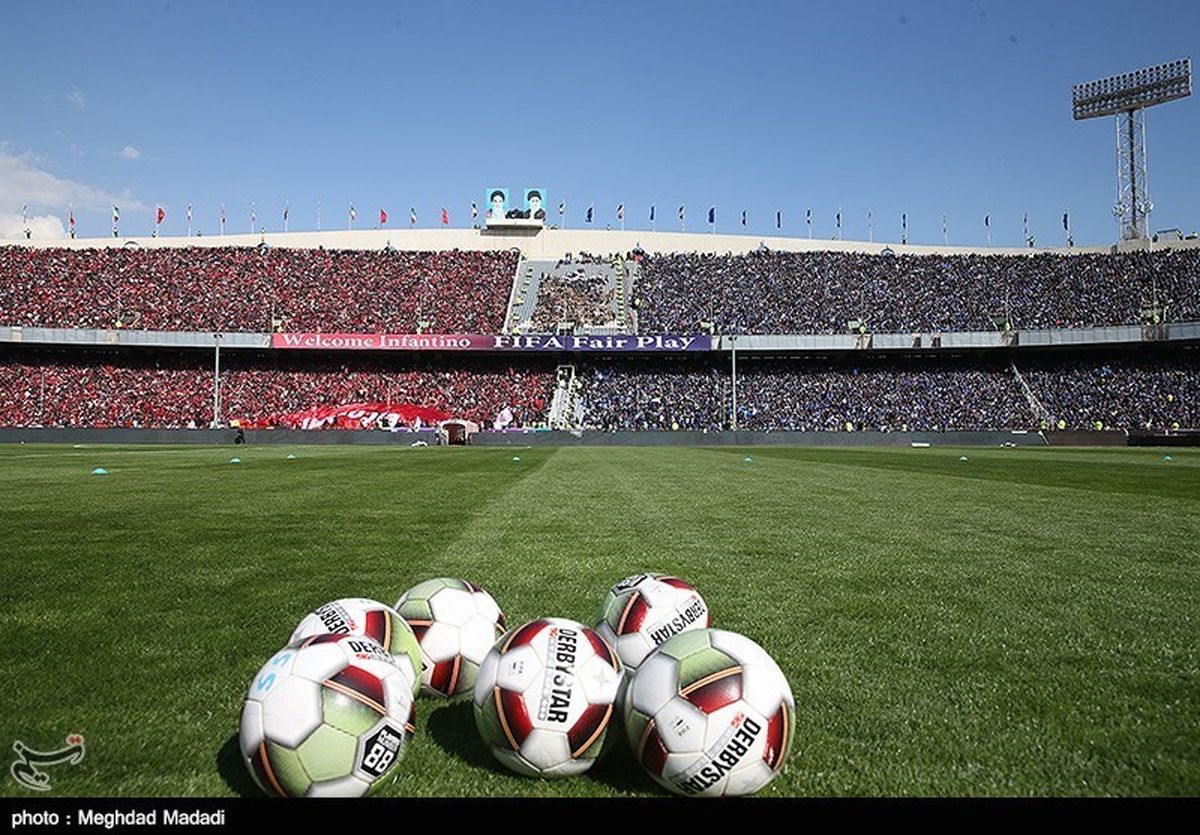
1,443 -> 1197,797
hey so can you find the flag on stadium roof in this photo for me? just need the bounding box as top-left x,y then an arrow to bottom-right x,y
776,210 -> 781,229
410,207 -> 417,225
349,204 -> 356,222
707,206 -> 715,224
1062,211 -> 1069,231
678,205 -> 684,220
112,205 -> 120,223
616,203 -> 624,220
558,201 -> 564,215
441,208 -> 449,226
471,202 -> 478,220
586,205 -> 593,223
741,210 -> 746,226
156,206 -> 165,225
379,208 -> 387,225
985,213 -> 990,228
21,204 -> 27,224
649,205 -> 655,222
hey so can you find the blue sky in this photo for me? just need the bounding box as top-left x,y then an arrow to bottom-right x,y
1,0 -> 1196,245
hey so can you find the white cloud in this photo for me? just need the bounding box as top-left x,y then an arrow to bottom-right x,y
0,213 -> 66,240
67,88 -> 86,108
119,145 -> 141,160
0,147 -> 145,229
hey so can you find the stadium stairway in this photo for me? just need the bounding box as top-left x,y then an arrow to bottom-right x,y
1011,361 -> 1050,425
504,259 -> 553,333
548,364 -> 584,430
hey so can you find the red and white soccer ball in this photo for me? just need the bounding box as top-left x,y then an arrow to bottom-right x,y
240,634 -> 416,797
289,597 -> 422,696
624,628 -> 794,797
394,578 -> 506,697
594,573 -> 711,671
473,618 -> 623,777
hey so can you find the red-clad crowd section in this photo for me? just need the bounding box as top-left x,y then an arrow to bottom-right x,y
0,349 -> 553,429
0,246 -> 518,333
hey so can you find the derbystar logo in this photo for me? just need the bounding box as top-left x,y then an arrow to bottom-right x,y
537,627 -> 577,723
347,639 -> 392,664
315,603 -> 355,634
646,597 -> 708,646
673,713 -> 762,795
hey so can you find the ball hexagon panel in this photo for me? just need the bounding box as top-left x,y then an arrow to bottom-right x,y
261,676 -> 324,749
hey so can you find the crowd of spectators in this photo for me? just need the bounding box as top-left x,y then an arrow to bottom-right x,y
0,246 -> 517,333
0,349 -> 553,429
2,347 -> 1195,432
577,352 -> 1200,432
5,244 -> 1198,337
529,271 -> 615,331
1024,353 -> 1200,431
636,249 -> 1200,334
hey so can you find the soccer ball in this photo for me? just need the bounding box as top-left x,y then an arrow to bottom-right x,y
624,628 -> 794,797
473,617 -> 622,777
394,578 -> 505,697
240,634 -> 416,797
289,598 -> 422,697
595,573 -> 711,671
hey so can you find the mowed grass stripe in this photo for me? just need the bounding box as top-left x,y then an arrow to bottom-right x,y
705,445 -> 1200,502
0,445 -> 1196,796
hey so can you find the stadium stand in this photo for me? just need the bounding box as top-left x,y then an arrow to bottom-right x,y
0,348 -> 553,429
1,239 -> 1198,435
576,352 -> 1200,432
635,249 -> 1200,334
3,245 -> 1198,336
0,246 -> 517,333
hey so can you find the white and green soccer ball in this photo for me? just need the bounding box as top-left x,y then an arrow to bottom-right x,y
624,628 -> 794,797
289,598 -> 422,697
240,634 -> 416,797
595,573 -> 711,671
473,617 -> 622,778
394,578 -> 506,697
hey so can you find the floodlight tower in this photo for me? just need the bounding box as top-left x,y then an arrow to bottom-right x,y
1072,58 -> 1191,241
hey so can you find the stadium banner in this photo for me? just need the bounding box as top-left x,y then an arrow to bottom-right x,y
271,333 -> 714,352
238,401 -> 449,430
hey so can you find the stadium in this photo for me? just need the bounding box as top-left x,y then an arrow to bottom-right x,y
2,2 -> 1198,809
